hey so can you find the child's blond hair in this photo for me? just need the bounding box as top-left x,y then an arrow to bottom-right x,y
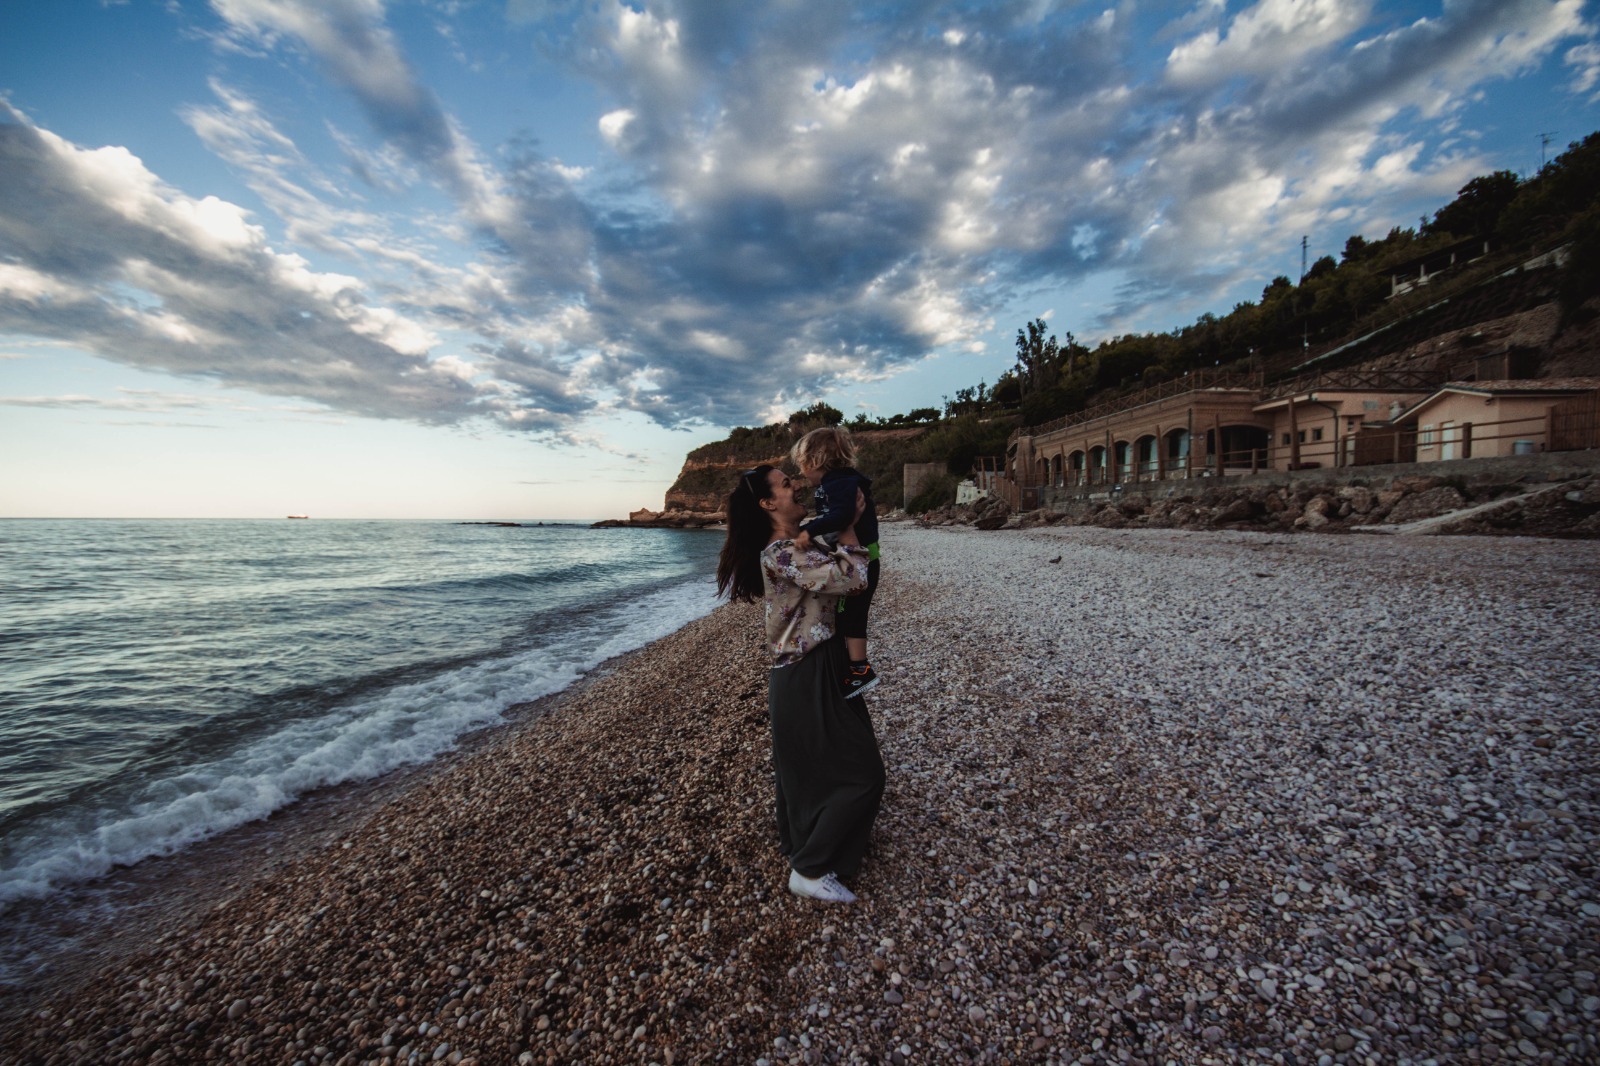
791,425 -> 857,473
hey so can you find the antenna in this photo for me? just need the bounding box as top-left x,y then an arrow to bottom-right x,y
1539,131 -> 1557,169
1300,235 -> 1308,282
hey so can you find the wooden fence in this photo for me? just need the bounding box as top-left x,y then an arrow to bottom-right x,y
1551,391 -> 1600,452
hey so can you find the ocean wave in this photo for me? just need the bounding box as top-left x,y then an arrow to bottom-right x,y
0,574 -> 719,911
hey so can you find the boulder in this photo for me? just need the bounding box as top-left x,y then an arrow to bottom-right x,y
1385,485 -> 1467,524
1391,476 -> 1442,495
1338,486 -> 1376,513
1215,497 -> 1261,524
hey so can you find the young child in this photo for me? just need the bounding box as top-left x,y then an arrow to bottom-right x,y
790,426 -> 881,698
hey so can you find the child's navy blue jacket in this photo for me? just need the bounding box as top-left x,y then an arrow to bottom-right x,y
799,467 -> 879,547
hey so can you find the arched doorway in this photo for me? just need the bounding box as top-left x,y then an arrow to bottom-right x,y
1135,435 -> 1158,479
1165,428 -> 1190,476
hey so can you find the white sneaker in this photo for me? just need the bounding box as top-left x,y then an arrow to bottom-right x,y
788,869 -> 857,903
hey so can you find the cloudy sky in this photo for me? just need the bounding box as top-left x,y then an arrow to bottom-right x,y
2,0 -> 1595,518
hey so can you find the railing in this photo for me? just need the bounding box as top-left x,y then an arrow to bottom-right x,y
1009,370 -> 1264,444
1260,368 -> 1445,403
1261,405 -> 1590,471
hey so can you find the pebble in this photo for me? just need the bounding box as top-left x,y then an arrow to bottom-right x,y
6,526 -> 1599,1066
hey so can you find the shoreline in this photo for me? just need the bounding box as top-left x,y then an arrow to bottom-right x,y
0,631 -> 681,1016
4,525 -> 1598,1064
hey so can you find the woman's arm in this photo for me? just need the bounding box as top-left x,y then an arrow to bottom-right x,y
764,538 -> 868,596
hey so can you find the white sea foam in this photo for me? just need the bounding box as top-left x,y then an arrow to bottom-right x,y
0,575 -> 719,910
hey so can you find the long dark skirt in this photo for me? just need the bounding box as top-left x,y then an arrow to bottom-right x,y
767,634 -> 885,880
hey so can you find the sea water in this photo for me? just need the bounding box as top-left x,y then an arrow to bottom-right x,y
0,518 -> 721,982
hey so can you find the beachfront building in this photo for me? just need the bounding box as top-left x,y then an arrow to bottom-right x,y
1000,372 -> 1273,509
1251,370 -> 1439,471
989,367 -> 1598,511
1393,379 -> 1600,461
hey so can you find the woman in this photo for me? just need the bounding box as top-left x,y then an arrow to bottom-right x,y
717,463 -> 885,903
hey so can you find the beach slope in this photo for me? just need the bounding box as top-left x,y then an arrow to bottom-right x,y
4,526 -> 1598,1064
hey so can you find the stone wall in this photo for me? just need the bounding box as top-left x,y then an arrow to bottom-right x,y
901,463 -> 946,510
916,449 -> 1600,538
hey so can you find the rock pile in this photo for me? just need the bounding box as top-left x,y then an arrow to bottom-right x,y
591,508 -> 725,529
917,475 -> 1600,537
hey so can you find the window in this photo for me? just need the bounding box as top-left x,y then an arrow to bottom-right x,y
1297,430 -> 1306,444
1312,428 -> 1323,441
1281,432 -> 1291,445
1420,424 -> 1435,447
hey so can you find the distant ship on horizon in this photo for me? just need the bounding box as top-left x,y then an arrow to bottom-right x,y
286,514 -> 309,519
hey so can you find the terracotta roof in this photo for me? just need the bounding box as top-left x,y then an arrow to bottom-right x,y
1393,378 -> 1600,423
1442,378 -> 1600,393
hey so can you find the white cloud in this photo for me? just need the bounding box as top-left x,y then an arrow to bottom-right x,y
598,109 -> 635,145
1567,41 -> 1600,99
1167,0 -> 1372,87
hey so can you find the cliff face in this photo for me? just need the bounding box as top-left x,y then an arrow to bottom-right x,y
659,426 -> 932,513
662,454 -> 787,513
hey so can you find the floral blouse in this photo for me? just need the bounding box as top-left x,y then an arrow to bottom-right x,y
760,539 -> 870,667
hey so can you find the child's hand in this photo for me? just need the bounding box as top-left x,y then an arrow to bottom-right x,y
793,530 -> 813,553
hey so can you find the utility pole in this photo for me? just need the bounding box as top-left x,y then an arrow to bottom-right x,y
1300,236 -> 1310,356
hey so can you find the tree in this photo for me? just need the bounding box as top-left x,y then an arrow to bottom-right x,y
1428,171 -> 1520,238
787,402 -> 843,426
1305,255 -> 1337,282
1558,204 -> 1600,327
1499,132 -> 1600,241
1014,318 -> 1067,396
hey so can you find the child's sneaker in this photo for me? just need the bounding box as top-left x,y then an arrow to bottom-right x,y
843,662 -> 879,699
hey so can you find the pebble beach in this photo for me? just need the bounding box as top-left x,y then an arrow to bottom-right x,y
3,524 -> 1598,1065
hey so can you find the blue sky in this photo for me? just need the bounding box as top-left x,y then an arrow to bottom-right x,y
2,0 -> 1596,518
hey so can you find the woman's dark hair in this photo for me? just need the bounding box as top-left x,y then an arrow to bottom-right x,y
716,464 -> 778,603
